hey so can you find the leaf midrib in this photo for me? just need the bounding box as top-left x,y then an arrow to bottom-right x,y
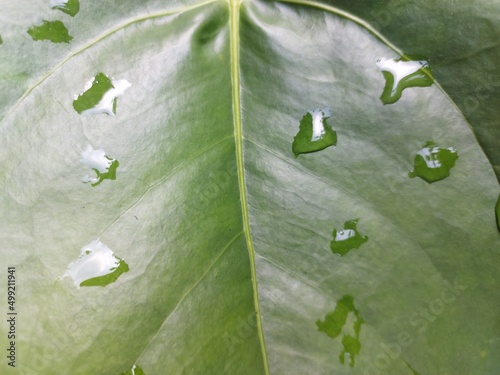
229,0 -> 270,373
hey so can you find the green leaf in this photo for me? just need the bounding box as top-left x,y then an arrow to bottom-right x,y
0,0 -> 499,374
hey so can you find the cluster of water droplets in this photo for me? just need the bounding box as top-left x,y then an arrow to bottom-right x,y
60,72 -> 131,288
292,56 -> 463,370
27,0 -> 80,43
38,68 -> 133,299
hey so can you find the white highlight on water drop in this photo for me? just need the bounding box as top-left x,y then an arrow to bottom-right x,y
417,146 -> 457,169
335,229 -> 356,242
81,145 -> 114,184
376,58 -> 428,95
309,108 -> 331,142
79,77 -> 131,116
50,0 -> 68,7
62,240 -> 121,288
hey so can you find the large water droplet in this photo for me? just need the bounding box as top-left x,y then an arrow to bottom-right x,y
119,365 -> 145,375
409,141 -> 458,183
330,219 -> 368,256
316,295 -> 364,367
62,240 -> 129,288
495,194 -> 500,232
27,20 -> 73,43
81,145 -> 119,187
376,56 -> 433,104
73,73 -> 131,116
50,0 -> 80,17
292,108 -> 337,157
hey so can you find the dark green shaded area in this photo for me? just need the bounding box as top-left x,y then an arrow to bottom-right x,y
0,35 -> 3,44
119,365 -> 145,375
330,219 -> 368,256
409,141 -> 458,183
316,295 -> 364,367
86,158 -> 119,187
27,20 -> 72,43
51,0 -> 80,17
73,72 -> 114,114
496,194 -> 500,232
292,110 -> 337,157
378,56 -> 434,105
80,259 -> 129,287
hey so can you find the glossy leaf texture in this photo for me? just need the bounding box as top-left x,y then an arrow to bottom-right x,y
0,1 -> 499,374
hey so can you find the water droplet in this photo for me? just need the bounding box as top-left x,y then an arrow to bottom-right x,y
409,141 -> 458,183
316,295 -> 364,367
50,0 -> 79,17
292,108 -> 337,157
81,145 -> 119,187
495,194 -> 500,232
376,56 -> 433,104
73,73 -> 131,116
27,20 -> 73,43
330,219 -> 368,256
404,360 -> 422,375
119,365 -> 146,375
62,240 -> 129,288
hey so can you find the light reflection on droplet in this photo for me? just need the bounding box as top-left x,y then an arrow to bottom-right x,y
73,72 -> 131,116
292,108 -> 336,157
330,219 -> 368,256
409,141 -> 458,183
81,145 -> 119,187
376,57 -> 433,104
62,240 -> 129,288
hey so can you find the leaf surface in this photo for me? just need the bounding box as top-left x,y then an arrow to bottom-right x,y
0,1 -> 499,374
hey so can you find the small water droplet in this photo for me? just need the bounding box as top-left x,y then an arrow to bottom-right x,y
495,194 -> 500,232
404,360 -> 422,375
73,73 -> 131,116
330,219 -> 368,256
62,240 -> 129,288
119,365 -> 146,375
292,108 -> 337,157
376,56 -> 433,104
316,295 -> 364,367
81,145 -> 119,186
409,141 -> 458,183
50,0 -> 79,16
27,20 -> 73,43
